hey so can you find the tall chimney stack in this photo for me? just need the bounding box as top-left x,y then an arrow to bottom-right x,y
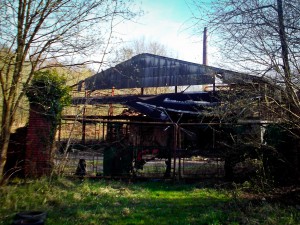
203,27 -> 207,65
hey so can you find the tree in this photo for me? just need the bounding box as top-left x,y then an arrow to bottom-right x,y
190,0 -> 300,183
111,37 -> 175,94
190,0 -> 299,120
115,36 -> 174,62
0,0 -> 138,181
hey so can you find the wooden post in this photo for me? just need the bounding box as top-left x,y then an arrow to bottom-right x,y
178,125 -> 182,179
172,124 -> 178,180
108,86 -> 115,116
58,121 -> 61,142
102,122 -> 105,140
82,91 -> 87,144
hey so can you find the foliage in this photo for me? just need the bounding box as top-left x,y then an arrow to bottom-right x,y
263,124 -> 299,184
0,0 -> 139,181
189,0 -> 300,185
113,36 -> 175,63
26,70 -> 71,122
0,178 -> 298,225
190,0 -> 300,123
24,70 -> 71,176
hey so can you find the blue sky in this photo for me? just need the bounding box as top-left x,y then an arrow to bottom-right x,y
114,0 -> 218,65
141,0 -> 192,22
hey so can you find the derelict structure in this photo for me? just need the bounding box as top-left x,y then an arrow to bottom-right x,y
80,53 -> 264,90
60,53 -> 282,179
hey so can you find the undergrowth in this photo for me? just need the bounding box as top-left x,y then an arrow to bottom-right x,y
0,177 -> 298,225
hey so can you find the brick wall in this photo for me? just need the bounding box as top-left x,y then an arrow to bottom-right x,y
25,104 -> 54,177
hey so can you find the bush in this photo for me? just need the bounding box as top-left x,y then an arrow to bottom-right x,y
26,69 -> 71,123
263,124 -> 299,185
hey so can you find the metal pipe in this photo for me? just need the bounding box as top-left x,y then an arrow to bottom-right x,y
62,116 -> 276,126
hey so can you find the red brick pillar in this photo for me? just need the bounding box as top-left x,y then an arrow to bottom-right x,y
25,104 -> 54,177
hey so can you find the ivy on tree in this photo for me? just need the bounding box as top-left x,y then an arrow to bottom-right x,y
26,70 -> 71,124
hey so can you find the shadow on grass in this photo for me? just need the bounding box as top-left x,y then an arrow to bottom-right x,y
0,178 -> 299,225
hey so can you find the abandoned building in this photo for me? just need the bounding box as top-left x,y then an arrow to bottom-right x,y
53,52 -> 288,180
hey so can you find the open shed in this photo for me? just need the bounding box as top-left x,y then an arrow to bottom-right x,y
59,53 -> 281,179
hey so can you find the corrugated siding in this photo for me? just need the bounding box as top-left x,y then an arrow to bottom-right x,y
84,53 -> 257,90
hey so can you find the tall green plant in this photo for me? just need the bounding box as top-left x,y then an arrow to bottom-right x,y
26,70 -> 71,125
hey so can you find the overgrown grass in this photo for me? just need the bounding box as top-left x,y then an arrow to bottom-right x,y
0,178 -> 298,225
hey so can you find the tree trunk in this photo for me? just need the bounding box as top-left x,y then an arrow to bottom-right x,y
0,107 -> 13,182
277,0 -> 299,180
277,0 -> 299,110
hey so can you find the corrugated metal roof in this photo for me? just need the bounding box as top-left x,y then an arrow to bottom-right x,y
83,53 -> 263,90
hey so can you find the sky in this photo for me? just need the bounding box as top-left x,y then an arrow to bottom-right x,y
114,0 -> 218,65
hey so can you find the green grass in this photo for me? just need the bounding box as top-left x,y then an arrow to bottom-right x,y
0,178 -> 298,225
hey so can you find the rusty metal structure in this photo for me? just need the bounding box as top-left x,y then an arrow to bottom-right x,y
59,53 -> 282,179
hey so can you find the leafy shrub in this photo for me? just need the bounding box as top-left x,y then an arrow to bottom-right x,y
26,69 -> 71,123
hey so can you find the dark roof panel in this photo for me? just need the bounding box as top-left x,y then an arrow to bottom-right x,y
84,53 -> 263,90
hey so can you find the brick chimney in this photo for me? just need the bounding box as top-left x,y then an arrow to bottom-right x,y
203,27 -> 208,65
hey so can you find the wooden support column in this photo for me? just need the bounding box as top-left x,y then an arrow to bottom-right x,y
108,86 -> 115,116
102,121 -> 105,141
213,73 -> 216,93
82,91 -> 87,144
178,125 -> 182,179
58,121 -> 61,142
172,124 -> 178,180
